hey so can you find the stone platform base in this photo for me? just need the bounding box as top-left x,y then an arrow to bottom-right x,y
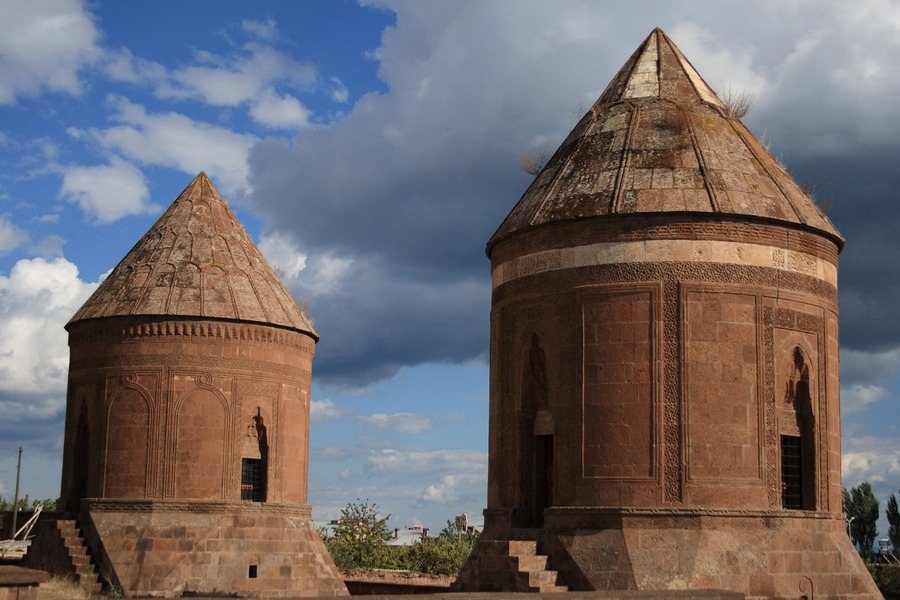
0,565 -> 47,600
82,500 -> 347,598
456,509 -> 882,599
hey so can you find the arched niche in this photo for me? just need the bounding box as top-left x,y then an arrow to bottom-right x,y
780,346 -> 816,511
173,385 -> 229,500
105,386 -> 152,498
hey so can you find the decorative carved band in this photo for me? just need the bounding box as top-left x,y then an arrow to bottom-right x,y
663,281 -> 681,503
493,261 -> 837,306
70,352 -> 312,381
494,239 -> 836,288
83,499 -> 312,517
68,318 -> 316,351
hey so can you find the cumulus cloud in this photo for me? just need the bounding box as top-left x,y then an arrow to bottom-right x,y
153,35 -> 316,130
242,17 -> 282,43
357,412 -> 433,433
58,158 -> 157,222
78,95 -> 258,196
258,232 -> 307,279
0,257 -> 96,419
250,0 -> 900,389
0,0 -> 102,104
842,433 -> 900,487
416,473 -> 483,505
311,399 -> 351,421
841,384 -> 890,415
0,216 -> 30,254
366,449 -> 486,475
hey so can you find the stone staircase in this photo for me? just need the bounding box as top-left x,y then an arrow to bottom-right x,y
452,534 -> 568,592
507,539 -> 567,592
56,519 -> 102,594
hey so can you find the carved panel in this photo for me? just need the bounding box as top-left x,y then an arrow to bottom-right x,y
580,285 -> 659,481
683,287 -> 761,483
104,385 -> 152,498
763,307 -> 825,508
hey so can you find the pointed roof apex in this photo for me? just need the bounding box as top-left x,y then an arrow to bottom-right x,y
69,173 -> 317,338
597,27 -> 724,110
489,28 -> 842,251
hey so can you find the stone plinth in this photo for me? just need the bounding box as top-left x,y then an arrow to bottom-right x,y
82,500 -> 347,598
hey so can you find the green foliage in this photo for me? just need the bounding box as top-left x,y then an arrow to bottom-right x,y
400,521 -> 478,575
321,502 -> 478,576
887,493 -> 900,553
872,565 -> 900,599
844,482 -> 880,560
321,500 -> 399,570
0,496 -> 56,511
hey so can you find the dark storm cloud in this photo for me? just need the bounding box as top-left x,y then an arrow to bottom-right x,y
247,0 -> 900,388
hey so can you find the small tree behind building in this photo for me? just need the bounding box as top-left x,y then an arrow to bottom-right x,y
843,482 -> 879,560
322,499 -> 398,570
887,492 -> 900,552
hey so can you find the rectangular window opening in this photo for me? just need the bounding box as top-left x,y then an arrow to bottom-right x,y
781,435 -> 802,510
241,458 -> 264,502
248,564 -> 258,579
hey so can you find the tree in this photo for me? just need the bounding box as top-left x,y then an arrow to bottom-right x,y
321,499 -> 398,570
887,492 -> 900,552
0,496 -> 56,511
402,520 -> 478,575
843,482 -> 879,560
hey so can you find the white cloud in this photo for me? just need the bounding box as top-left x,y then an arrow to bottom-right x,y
416,473 -> 483,504
32,235 -> 65,259
367,448 -> 486,475
842,434 -> 900,487
157,42 -> 317,130
0,257 -> 97,418
102,46 -> 167,86
667,21 -> 769,99
258,232 -> 307,279
58,158 -> 156,223
249,90 -> 312,129
841,383 -> 890,415
0,216 -> 30,254
242,17 -> 282,43
0,0 -> 102,104
328,77 -> 350,104
357,412 -> 433,433
82,95 -> 258,195
311,399 -> 351,421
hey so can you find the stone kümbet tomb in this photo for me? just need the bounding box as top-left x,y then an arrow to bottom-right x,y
454,28 -> 880,599
46,173 -> 346,597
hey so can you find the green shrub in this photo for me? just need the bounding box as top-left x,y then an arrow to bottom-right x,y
321,500 -> 400,570
401,521 -> 478,575
873,565 -> 900,599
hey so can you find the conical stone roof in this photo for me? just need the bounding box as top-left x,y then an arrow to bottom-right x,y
489,28 -> 843,252
68,172 -> 317,338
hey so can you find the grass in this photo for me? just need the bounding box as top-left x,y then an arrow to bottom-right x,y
40,575 -> 106,599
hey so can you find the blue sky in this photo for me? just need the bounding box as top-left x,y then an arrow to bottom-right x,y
0,0 -> 899,534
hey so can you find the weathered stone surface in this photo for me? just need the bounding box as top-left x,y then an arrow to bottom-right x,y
488,28 -> 842,251
35,173 -> 345,597
68,172 -> 316,337
84,501 -> 346,598
462,28 -> 881,599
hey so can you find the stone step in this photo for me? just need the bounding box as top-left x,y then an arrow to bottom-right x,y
506,539 -> 567,593
514,553 -> 548,571
55,519 -> 102,595
507,540 -> 538,556
527,568 -> 560,588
